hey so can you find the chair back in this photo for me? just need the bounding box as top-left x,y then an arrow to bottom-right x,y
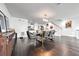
27,31 -> 31,39
49,30 -> 56,37
44,31 -> 50,38
27,31 -> 36,39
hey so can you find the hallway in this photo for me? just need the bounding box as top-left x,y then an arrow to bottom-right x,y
12,36 -> 79,56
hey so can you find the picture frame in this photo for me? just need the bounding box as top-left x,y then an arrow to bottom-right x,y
65,19 -> 72,28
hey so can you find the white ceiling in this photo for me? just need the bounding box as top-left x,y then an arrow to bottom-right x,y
5,3 -> 79,24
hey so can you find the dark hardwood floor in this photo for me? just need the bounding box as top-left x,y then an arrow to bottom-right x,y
12,36 -> 79,56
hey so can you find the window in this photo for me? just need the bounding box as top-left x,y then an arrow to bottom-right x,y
0,10 -> 9,32
0,15 -> 5,30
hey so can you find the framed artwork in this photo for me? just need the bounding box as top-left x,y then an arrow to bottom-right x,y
65,19 -> 72,28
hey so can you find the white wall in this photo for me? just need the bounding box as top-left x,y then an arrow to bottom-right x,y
0,4 -> 29,37
1,3 -> 79,38
9,17 -> 28,37
0,3 -> 11,17
0,3 -> 12,32
59,17 -> 79,37
51,18 -> 78,37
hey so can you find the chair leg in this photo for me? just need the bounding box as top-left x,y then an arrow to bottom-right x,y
50,39 -> 53,41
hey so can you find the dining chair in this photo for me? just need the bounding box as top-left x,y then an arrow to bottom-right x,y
26,31 -> 36,46
45,30 -> 56,41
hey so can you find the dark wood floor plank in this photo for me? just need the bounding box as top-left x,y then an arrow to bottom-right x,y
12,36 -> 79,56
